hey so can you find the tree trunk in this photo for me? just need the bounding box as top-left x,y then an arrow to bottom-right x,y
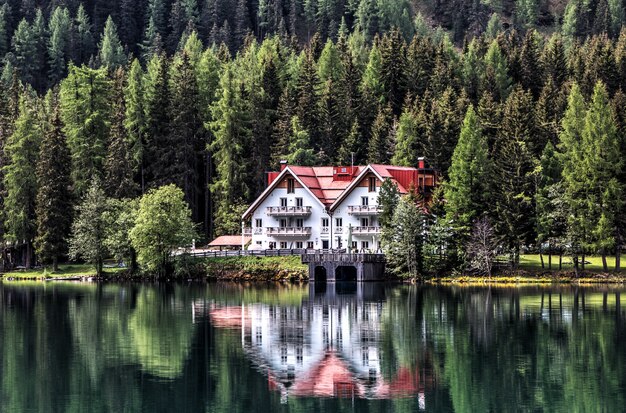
25,242 -> 32,269
52,256 -> 59,272
539,251 -> 544,269
616,245 -> 621,272
573,255 -> 579,277
548,247 -> 552,271
96,259 -> 103,277
602,253 -> 608,273
581,253 -> 586,272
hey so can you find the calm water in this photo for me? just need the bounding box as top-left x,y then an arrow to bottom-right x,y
0,282 -> 625,413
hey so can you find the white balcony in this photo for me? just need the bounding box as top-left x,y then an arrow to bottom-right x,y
352,226 -> 381,235
266,227 -> 312,237
243,227 -> 253,235
334,226 -> 343,234
266,206 -> 312,217
347,205 -> 382,215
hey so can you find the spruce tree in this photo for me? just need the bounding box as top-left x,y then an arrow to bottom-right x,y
445,105 -> 492,236
104,68 -> 138,199
48,7 -> 72,86
483,39 -> 512,101
391,98 -> 421,167
72,4 -> 95,65
34,100 -> 71,270
98,16 -> 126,69
124,59 -> 146,191
367,103 -> 393,164
3,93 -> 41,268
59,65 -> 112,197
379,28 -> 407,115
12,19 -> 37,86
286,116 -> 316,165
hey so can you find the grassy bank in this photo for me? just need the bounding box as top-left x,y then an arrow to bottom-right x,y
1,264 -> 127,280
204,256 -> 308,281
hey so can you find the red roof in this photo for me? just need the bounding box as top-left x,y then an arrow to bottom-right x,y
243,163 -> 438,219
208,235 -> 251,247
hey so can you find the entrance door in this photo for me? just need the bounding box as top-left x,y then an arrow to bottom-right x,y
322,240 -> 329,249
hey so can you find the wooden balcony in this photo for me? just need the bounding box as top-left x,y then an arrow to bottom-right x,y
347,205 -> 382,215
351,226 -> 381,235
266,227 -> 312,237
266,206 -> 312,217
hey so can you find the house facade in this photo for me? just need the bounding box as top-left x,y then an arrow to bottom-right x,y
241,159 -> 438,251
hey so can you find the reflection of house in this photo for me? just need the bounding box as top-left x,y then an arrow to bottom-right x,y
204,285 -> 433,403
242,160 -> 438,251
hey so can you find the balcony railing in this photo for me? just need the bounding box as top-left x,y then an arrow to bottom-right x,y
266,227 -> 312,236
351,226 -> 381,235
266,206 -> 312,216
334,226 -> 343,234
347,205 -> 382,215
243,227 -> 253,235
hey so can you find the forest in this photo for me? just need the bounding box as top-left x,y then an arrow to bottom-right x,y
1,0 -> 626,275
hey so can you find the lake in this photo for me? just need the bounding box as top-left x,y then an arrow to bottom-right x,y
0,281 -> 624,412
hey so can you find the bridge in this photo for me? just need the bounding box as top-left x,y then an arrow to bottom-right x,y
301,252 -> 387,282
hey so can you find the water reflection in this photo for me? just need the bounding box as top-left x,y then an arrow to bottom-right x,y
0,282 -> 624,413
206,283 -> 432,403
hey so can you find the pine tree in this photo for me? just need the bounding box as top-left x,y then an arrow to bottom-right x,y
286,116 -> 316,165
167,52 -> 203,221
445,104 -> 492,236
500,85 -> 539,156
34,99 -> 71,270
143,53 -> 170,188
98,16 -> 126,69
423,88 -> 461,175
0,4 -> 9,57
379,28 -> 407,115
124,59 -> 146,191
3,93 -> 41,268
518,29 -> 542,98
72,4 -> 95,65
391,98 -> 421,167
234,0 -> 250,49
104,68 -> 138,199
209,65 -> 252,222
12,19 -> 37,86
583,81 -> 623,271
140,17 -> 164,62
535,78 -> 567,148
59,65 -> 112,197
48,6 -> 72,86
558,83 -> 588,273
385,195 -> 424,278
119,0 -> 139,50
295,49 -> 321,151
540,34 -> 568,88
367,103 -> 393,164
69,177 -> 109,276
483,39 -> 512,102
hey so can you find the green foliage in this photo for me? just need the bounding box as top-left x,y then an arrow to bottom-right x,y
286,116 -> 316,166
35,101 -> 72,270
129,184 -> 196,275
103,197 -> 138,268
69,178 -> 109,276
98,16 -> 126,69
214,201 -> 248,237
383,196 -> 424,278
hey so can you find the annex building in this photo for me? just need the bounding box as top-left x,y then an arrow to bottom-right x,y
241,159 -> 438,251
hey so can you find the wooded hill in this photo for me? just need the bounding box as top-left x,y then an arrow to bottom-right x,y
2,0 -> 626,275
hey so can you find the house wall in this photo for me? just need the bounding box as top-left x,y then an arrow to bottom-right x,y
331,175 -> 382,251
248,176 -> 332,250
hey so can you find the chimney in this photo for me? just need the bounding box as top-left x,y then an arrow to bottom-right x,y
280,160 -> 288,171
418,157 -> 425,169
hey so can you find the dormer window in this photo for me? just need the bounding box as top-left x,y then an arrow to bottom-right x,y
287,178 -> 295,194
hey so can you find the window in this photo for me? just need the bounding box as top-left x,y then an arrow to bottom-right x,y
351,241 -> 357,249
307,241 -> 314,249
361,241 -> 369,250
255,219 -> 262,228
296,241 -> 303,249
336,218 -> 343,227
280,197 -> 287,207
295,218 -> 304,227
280,219 -> 287,228
280,241 -> 287,249
287,178 -> 295,193
368,177 -> 376,192
269,242 -> 276,249
361,217 -> 369,227
296,197 -> 303,207
322,218 -> 329,227
361,196 -> 369,206
256,241 -> 262,245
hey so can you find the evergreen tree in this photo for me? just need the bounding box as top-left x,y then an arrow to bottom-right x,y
34,100 -> 71,270
483,39 -> 512,101
367,103 -> 393,164
98,16 -> 126,69
379,28 -> 407,115
286,116 -> 316,165
391,98 -> 421,167
540,34 -> 568,88
12,19 -> 37,86
0,4 -> 9,57
104,68 -> 138,199
72,4 -> 95,65
384,195 -> 424,278
445,105 -> 492,236
500,85 -> 539,156
423,87 -> 462,175
518,29 -> 542,98
124,59 -> 146,191
209,65 -> 252,224
3,93 -> 41,268
59,65 -> 112,197
69,177 -> 109,276
48,6 -> 72,86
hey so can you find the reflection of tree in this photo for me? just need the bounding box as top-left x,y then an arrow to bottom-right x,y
128,288 -> 194,379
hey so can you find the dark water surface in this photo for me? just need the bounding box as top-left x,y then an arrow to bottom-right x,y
0,282 -> 625,413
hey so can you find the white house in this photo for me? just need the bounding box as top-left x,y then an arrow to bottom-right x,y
241,160 -> 438,251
